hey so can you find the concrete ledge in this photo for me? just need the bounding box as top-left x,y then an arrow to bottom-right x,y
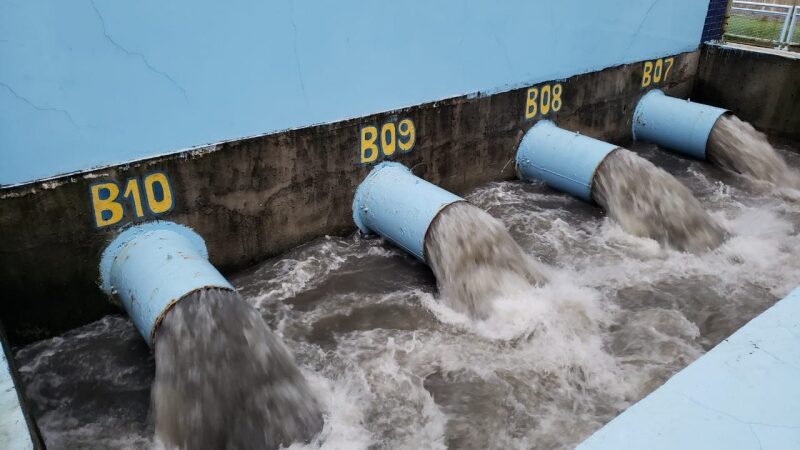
578,288 -> 800,450
694,43 -> 800,140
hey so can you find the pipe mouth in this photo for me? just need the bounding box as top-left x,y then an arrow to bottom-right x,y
150,285 -> 235,346
632,90 -> 728,159
421,199 -> 469,263
705,110 -> 733,150
516,121 -> 617,201
99,221 -> 209,296
99,220 -> 234,347
351,161 -> 463,262
589,147 -> 623,203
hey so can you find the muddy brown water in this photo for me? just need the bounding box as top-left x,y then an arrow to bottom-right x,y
14,140 -> 800,449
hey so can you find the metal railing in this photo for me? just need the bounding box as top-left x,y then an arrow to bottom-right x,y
724,1 -> 800,49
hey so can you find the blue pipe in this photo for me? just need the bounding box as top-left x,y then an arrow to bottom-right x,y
99,221 -> 233,347
352,162 -> 463,262
632,89 -> 728,159
516,120 -> 618,201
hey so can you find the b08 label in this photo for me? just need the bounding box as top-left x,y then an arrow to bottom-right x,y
90,172 -> 174,228
641,57 -> 674,88
525,83 -> 564,120
360,118 -> 416,164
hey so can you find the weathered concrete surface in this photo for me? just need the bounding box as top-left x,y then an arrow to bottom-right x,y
577,287 -> 800,450
694,43 -> 800,140
0,51 -> 698,344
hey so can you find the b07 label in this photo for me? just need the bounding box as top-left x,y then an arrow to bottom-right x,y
525,82 -> 564,120
641,57 -> 674,88
359,118 -> 416,164
90,172 -> 174,228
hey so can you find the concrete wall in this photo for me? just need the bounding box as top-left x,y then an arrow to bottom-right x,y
0,51 -> 699,344
694,43 -> 800,140
0,0 -> 711,186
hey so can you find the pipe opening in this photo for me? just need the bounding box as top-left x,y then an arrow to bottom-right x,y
633,91 -> 800,196
517,122 -> 725,252
99,222 -> 323,449
353,162 -> 546,320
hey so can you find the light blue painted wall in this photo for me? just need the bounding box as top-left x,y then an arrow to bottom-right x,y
0,0 -> 709,186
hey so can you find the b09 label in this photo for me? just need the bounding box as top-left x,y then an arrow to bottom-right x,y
525,83 -> 564,120
90,172 -> 174,228
360,118 -> 416,164
641,57 -> 674,88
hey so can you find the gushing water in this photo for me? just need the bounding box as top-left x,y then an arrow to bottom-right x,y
592,149 -> 726,252
152,288 -> 323,449
707,114 -> 800,190
14,142 -> 800,449
424,202 -> 547,319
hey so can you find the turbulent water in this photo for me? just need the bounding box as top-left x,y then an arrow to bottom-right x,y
424,201 -> 547,319
152,288 -> 322,449
592,148 -> 726,253
13,141 -> 800,449
708,114 -> 800,191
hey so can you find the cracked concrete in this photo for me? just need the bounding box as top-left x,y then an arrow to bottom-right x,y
88,0 -> 188,102
0,82 -> 79,128
286,0 -> 310,111
622,0 -> 662,59
492,31 -> 513,71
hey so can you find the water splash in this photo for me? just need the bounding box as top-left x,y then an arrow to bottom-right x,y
152,288 -> 323,449
592,149 -> 726,253
420,203 -> 624,448
424,202 -> 547,319
707,114 -> 800,191
15,142 -> 800,450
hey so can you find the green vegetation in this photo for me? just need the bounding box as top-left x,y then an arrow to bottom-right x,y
725,15 -> 800,44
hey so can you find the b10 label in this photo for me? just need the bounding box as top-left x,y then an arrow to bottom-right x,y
641,57 -> 674,88
90,172 -> 174,228
525,83 -> 563,120
359,118 -> 416,164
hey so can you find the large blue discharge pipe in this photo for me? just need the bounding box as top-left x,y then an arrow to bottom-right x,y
516,120 -> 618,201
352,162 -> 463,262
99,221 -> 233,347
632,89 -> 728,159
